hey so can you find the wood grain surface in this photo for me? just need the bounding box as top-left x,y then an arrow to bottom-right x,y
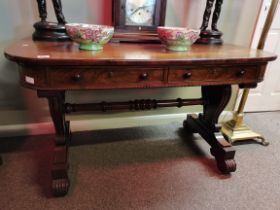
4,38 -> 277,66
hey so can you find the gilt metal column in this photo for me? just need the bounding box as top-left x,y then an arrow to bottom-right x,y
221,0 -> 279,145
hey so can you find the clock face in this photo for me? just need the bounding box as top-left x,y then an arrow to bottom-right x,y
125,0 -> 156,26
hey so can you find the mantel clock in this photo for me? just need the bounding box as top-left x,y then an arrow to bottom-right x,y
112,0 -> 167,42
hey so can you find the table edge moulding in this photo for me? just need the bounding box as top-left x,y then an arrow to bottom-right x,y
4,38 -> 277,197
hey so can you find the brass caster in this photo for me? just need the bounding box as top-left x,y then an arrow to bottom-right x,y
52,178 -> 70,197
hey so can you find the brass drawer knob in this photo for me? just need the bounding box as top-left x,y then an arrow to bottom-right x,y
139,72 -> 149,81
236,70 -> 246,77
72,73 -> 81,82
183,72 -> 192,79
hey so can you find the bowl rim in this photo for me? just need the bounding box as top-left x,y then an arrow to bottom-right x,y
65,23 -> 114,29
157,26 -> 200,32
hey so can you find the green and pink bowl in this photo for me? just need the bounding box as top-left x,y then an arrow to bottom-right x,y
65,23 -> 114,51
157,27 -> 200,52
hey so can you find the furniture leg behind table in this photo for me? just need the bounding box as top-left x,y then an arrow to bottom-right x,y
184,85 -> 236,174
37,90 -> 71,197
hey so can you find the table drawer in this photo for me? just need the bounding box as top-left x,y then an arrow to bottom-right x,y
168,66 -> 261,85
48,67 -> 165,89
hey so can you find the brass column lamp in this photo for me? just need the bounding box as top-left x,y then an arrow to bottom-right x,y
221,0 -> 279,145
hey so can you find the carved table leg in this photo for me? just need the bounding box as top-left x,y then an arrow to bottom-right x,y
38,90 -> 70,197
184,85 -> 236,174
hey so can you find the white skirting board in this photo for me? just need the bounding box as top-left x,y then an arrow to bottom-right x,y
0,111 -> 233,138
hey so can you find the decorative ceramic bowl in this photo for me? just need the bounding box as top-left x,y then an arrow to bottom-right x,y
157,27 -> 200,52
65,23 -> 114,51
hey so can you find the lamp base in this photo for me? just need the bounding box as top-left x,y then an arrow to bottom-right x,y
195,30 -> 223,45
221,112 -> 269,146
33,21 -> 70,42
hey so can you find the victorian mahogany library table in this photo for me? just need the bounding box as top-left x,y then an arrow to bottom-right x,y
4,39 -> 277,196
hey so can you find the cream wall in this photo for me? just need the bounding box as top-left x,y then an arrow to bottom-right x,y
0,0 -> 262,136
166,0 -> 263,46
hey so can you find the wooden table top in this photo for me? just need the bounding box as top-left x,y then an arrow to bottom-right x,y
4,38 -> 277,66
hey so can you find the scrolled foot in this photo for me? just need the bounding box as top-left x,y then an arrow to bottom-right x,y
183,118 -> 196,134
257,137 -> 269,146
52,178 -> 70,197
216,159 -> 237,174
261,141 -> 269,146
210,147 -> 236,174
